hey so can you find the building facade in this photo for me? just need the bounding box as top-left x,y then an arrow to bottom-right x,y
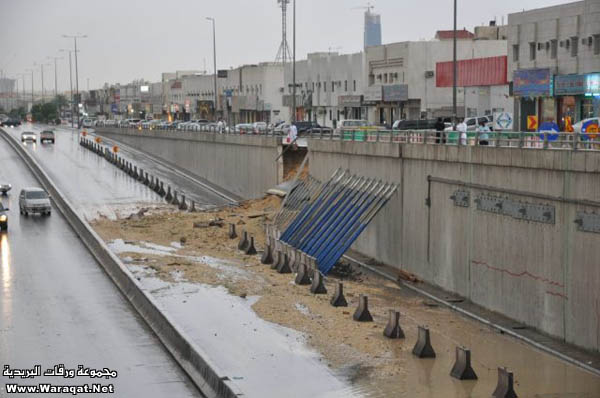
508,0 -> 600,130
365,38 -> 509,125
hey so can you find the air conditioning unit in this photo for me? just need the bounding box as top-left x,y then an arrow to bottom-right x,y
560,40 -> 564,48
424,71 -> 434,78
279,87 -> 284,93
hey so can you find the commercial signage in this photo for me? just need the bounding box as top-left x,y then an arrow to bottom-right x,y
363,85 -> 382,103
584,73 -> 600,96
140,85 -> 149,93
513,68 -> 552,97
493,112 -> 513,131
436,56 -> 507,87
554,74 -> 585,95
338,95 -> 362,107
110,103 -> 118,113
383,84 -> 408,102
217,70 -> 228,78
184,99 -> 191,112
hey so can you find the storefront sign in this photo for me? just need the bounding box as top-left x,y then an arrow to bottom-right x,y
555,74 -> 586,95
338,95 -> 362,107
383,84 -> 408,102
585,73 -> 600,96
513,68 -> 552,97
363,85 -> 382,103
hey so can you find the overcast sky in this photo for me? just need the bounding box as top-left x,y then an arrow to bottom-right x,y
1,0 -> 568,92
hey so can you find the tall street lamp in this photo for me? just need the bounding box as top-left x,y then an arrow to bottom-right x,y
292,0 -> 296,123
47,56 -> 63,100
63,34 -> 87,128
452,0 -> 457,127
25,68 -> 34,110
35,62 -> 51,102
206,17 -> 217,122
60,48 -> 76,128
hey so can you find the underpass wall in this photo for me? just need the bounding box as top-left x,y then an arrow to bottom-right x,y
96,128 -> 283,199
309,139 -> 600,353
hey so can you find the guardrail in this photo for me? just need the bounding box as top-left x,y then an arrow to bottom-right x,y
0,128 -> 243,398
97,124 -> 600,151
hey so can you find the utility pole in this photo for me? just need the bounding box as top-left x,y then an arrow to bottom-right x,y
292,0 -> 296,123
63,34 -> 87,128
47,56 -> 62,100
206,17 -> 217,122
60,49 -> 75,128
26,68 -> 34,111
452,0 -> 457,128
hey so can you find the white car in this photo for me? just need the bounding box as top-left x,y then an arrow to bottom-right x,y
573,117 -> 600,134
21,131 -> 37,142
0,183 -> 11,195
19,187 -> 51,216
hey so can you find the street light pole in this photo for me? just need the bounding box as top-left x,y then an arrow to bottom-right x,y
63,34 -> 87,128
452,0 -> 457,127
60,49 -> 75,128
26,68 -> 34,111
292,0 -> 296,123
47,56 -> 62,99
206,17 -> 217,122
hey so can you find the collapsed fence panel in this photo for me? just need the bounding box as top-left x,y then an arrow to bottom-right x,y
274,168 -> 397,275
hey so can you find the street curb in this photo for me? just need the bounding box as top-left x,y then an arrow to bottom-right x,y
0,128 -> 244,398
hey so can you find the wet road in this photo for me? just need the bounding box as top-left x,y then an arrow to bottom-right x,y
5,124 -> 229,220
0,133 -> 203,396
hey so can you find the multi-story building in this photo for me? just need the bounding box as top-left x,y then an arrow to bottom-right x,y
284,52 -> 365,128
365,35 -> 509,125
364,10 -> 382,48
508,0 -> 600,130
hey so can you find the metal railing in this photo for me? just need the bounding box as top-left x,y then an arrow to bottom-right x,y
97,123 -> 600,151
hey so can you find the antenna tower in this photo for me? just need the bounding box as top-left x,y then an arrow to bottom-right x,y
274,0 -> 292,64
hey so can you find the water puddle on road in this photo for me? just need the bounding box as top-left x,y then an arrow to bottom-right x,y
125,264 -> 363,398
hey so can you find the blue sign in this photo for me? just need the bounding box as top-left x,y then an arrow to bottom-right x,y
554,74 -> 586,96
513,68 -> 552,97
538,121 -> 559,141
111,104 -> 118,113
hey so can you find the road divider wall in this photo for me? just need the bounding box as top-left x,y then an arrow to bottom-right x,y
96,128 -> 283,199
0,128 -> 243,398
308,139 -> 600,354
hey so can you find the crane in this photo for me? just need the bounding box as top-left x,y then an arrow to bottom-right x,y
351,2 -> 375,13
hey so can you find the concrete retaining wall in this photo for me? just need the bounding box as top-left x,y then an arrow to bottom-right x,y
96,128 -> 283,199
309,140 -> 600,353
0,128 -> 243,398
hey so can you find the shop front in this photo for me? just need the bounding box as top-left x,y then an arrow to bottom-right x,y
382,84 -> 408,126
338,95 -> 363,120
513,68 -> 553,131
555,73 -> 600,127
363,85 -> 382,125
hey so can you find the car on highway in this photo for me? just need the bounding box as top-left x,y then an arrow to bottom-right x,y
0,202 -> 9,231
21,131 -> 37,142
0,182 -> 12,196
40,130 -> 56,144
1,118 -> 22,127
0,183 -> 11,195
19,187 -> 51,216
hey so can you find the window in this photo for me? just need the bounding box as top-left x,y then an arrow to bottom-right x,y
331,82 -> 334,92
329,109 -> 332,120
353,80 -> 356,91
512,44 -> 519,62
312,82 -> 315,91
571,37 -> 578,57
344,80 -> 347,91
529,42 -> 536,61
368,74 -> 374,85
551,40 -> 557,59
595,35 -> 600,55
324,82 -> 326,92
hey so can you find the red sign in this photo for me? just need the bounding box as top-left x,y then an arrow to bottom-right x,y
436,56 -> 507,87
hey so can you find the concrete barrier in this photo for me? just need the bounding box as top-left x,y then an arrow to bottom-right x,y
0,129 -> 243,398
309,139 -> 600,353
96,128 -> 283,199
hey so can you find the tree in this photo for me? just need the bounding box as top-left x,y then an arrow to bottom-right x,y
31,102 -> 58,123
53,95 -> 68,111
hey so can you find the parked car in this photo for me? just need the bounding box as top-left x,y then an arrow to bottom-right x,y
444,116 -> 492,132
0,201 -> 9,231
19,187 -> 51,216
82,118 -> 97,128
274,123 -> 291,135
235,123 -> 254,133
573,117 -> 600,134
40,130 -> 55,144
21,131 -> 37,142
0,183 -> 11,195
253,122 -> 268,134
2,118 -> 21,127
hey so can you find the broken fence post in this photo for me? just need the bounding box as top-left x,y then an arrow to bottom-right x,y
353,294 -> 373,322
244,236 -> 257,255
295,262 -> 312,285
310,269 -> 327,294
330,282 -> 348,307
238,230 -> 249,251
492,368 -> 517,398
383,310 -> 405,339
450,346 -> 477,380
412,326 -> 436,358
